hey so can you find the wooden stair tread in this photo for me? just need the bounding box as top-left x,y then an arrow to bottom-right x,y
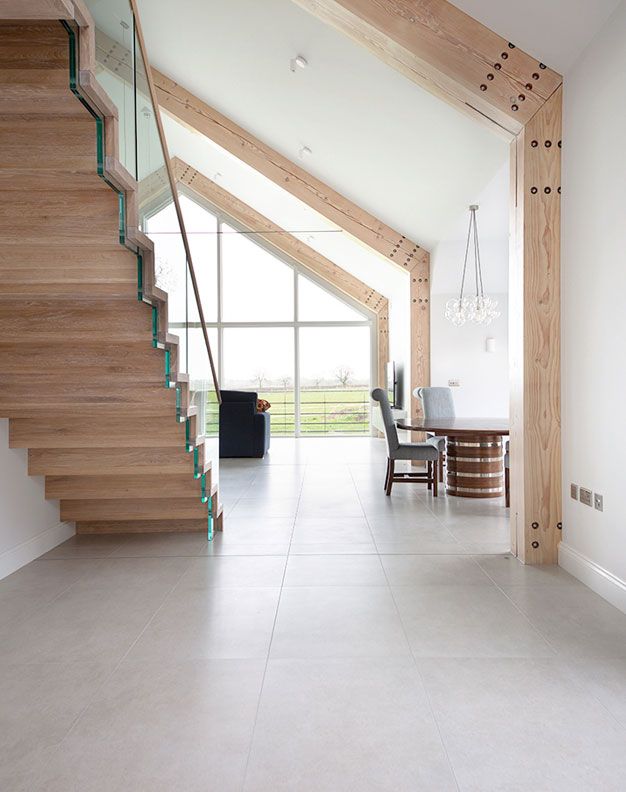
29,446 -> 202,476
76,520 -> 209,535
60,497 -> 210,522
46,473 -> 207,500
9,414 -> 198,449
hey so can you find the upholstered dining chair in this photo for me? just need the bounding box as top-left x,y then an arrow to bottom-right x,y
371,387 -> 440,496
414,386 -> 455,483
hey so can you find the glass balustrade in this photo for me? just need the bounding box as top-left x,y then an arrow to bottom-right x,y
78,0 -> 220,537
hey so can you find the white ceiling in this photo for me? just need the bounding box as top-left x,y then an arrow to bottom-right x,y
134,0 -> 619,265
452,0 -> 621,73
137,0 -> 509,251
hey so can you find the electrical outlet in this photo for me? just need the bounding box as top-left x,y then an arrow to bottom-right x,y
594,493 -> 603,512
570,484 -> 579,500
579,487 -> 592,507
448,379 -> 460,387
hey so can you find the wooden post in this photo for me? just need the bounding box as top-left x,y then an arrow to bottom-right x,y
510,87 -> 562,563
409,255 -> 430,449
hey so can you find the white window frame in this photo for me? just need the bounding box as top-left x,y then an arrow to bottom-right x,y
147,188 -> 378,437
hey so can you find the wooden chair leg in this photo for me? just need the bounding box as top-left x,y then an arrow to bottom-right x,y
433,462 -> 438,497
427,461 -> 432,490
505,466 -> 510,507
384,458 -> 390,491
386,459 -> 395,496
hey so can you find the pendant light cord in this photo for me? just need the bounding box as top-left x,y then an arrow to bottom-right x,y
459,212 -> 473,304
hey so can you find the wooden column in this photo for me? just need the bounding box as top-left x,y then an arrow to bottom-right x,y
510,87 -> 562,563
409,255 -> 430,445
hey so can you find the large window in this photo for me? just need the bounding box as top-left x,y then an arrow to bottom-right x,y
146,194 -> 375,436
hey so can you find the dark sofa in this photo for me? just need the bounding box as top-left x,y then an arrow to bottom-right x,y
219,390 -> 271,458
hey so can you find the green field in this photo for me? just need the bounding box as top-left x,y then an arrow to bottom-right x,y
204,388 -> 370,436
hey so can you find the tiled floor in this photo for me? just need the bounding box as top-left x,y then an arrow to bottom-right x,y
3,438 -> 626,790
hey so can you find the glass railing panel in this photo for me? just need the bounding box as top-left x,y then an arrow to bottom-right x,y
132,26 -> 189,379
82,0 -> 136,177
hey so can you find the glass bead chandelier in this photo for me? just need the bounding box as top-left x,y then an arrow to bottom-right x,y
445,204 -> 500,326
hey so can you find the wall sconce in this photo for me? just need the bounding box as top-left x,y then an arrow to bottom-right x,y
485,337 -> 496,353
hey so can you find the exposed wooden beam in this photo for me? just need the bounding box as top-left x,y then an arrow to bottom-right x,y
509,86 -> 562,564
152,68 -> 428,271
291,0 -> 562,136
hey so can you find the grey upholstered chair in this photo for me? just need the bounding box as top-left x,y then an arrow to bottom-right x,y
372,387 -> 439,496
504,440 -> 510,507
414,386 -> 455,483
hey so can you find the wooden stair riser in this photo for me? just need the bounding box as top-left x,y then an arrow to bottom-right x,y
60,497 -> 210,522
0,300 -> 154,341
29,446 -> 204,476
0,117 -> 98,173
76,520 -> 209,535
9,414 -> 198,449
0,377 -> 180,406
46,473 -> 209,501
0,190 -> 122,247
0,341 -> 177,380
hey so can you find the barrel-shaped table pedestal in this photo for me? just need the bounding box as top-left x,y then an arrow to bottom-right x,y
445,434 -> 504,498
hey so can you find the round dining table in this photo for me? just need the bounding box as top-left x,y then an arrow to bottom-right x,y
396,417 -> 509,499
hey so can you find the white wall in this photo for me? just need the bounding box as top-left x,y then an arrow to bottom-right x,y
0,421 -> 73,580
429,164 -> 509,418
559,0 -> 626,607
430,293 -> 508,417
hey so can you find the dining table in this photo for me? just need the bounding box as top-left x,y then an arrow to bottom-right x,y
396,417 -> 510,499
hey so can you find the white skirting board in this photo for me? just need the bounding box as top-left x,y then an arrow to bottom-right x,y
0,521 -> 75,581
559,542 -> 626,615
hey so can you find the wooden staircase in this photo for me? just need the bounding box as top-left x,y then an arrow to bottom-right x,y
0,14 -> 222,536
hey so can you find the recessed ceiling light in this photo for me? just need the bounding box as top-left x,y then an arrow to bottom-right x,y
298,146 -> 312,159
290,54 -> 308,72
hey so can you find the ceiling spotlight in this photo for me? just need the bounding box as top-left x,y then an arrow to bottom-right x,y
290,54 -> 308,72
298,146 -> 312,159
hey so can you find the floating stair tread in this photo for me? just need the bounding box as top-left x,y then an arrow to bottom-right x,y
29,446 -> 199,476
46,474 -> 205,500
76,520 -> 209,535
60,497 -> 210,522
9,415 -> 196,448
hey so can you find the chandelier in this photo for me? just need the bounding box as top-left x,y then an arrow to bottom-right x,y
445,204 -> 500,326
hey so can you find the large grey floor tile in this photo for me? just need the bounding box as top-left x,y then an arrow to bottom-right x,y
567,656 -> 626,727
271,586 -> 411,659
475,554 -> 579,586
290,516 -> 376,554
127,586 -> 281,661
244,658 -> 457,792
35,659 -> 265,792
178,555 -> 287,588
284,554 -> 386,586
67,556 -> 191,593
215,516 -> 295,545
393,584 -> 554,658
229,497 -> 300,519
110,532 -> 211,558
41,535 -> 125,559
381,554 -> 491,586
504,583 -> 626,657
0,661 -> 112,770
0,559 -> 98,630
0,585 -> 167,666
419,657 -> 626,791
